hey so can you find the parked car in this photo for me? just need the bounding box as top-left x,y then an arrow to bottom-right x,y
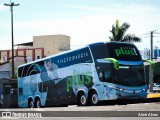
153,83 -> 160,87
153,83 -> 160,93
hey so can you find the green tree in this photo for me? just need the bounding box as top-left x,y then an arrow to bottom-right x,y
109,19 -> 141,42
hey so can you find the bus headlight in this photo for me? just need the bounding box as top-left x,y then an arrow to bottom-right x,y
109,86 -> 124,91
142,88 -> 147,92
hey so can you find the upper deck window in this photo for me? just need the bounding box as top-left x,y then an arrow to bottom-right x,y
89,42 -> 141,62
89,44 -> 109,60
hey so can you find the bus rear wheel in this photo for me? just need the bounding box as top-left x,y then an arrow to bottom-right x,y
28,100 -> 34,108
89,91 -> 99,106
77,92 -> 87,106
35,99 -> 41,108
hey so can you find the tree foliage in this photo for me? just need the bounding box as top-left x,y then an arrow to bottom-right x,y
109,20 -> 141,43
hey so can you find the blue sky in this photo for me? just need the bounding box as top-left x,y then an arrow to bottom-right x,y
0,0 -> 160,50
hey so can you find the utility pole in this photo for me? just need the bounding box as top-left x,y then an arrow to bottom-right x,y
150,31 -> 154,61
4,1 -> 20,78
149,30 -> 155,92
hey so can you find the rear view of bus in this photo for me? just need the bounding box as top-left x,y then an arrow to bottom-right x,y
89,42 -> 147,101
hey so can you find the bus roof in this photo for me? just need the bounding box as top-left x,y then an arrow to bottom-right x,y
17,41 -> 137,68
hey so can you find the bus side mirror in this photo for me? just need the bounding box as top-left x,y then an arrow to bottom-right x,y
105,58 -> 119,70
96,58 -> 119,70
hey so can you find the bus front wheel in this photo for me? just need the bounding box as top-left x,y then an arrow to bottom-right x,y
89,91 -> 99,106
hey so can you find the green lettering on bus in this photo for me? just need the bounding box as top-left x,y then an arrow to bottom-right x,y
115,47 -> 135,57
66,77 -> 73,92
85,71 -> 91,84
66,70 -> 91,92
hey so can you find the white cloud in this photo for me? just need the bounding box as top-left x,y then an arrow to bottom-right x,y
64,3 -> 156,16
1,3 -> 160,50
0,4 -> 5,11
63,4 -> 108,12
125,3 -> 155,14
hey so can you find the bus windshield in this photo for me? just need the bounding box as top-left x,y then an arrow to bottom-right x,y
113,65 -> 146,87
97,63 -> 146,87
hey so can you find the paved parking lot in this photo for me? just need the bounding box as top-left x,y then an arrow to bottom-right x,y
0,99 -> 160,119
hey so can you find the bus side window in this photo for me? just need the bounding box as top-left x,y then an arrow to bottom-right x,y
19,87 -> 23,96
103,71 -> 112,83
18,67 -> 23,77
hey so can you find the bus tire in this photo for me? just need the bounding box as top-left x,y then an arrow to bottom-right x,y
77,92 -> 87,106
89,91 -> 99,106
28,99 -> 34,108
35,99 -> 41,108
60,104 -> 68,107
0,102 -> 3,109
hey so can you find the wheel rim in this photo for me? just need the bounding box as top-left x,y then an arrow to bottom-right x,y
37,100 -> 41,108
30,101 -> 34,108
92,94 -> 98,105
80,94 -> 87,105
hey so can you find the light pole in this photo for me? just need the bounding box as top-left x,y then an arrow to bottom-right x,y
149,30 -> 156,92
150,31 -> 154,61
4,2 -> 20,78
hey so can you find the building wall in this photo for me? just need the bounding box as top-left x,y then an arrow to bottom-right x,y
0,34 -> 70,63
0,62 -> 11,72
33,34 -> 70,56
0,34 -> 71,78
35,49 -> 43,59
0,62 -> 11,78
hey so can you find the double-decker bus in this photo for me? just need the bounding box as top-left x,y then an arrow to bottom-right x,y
17,42 -> 149,108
